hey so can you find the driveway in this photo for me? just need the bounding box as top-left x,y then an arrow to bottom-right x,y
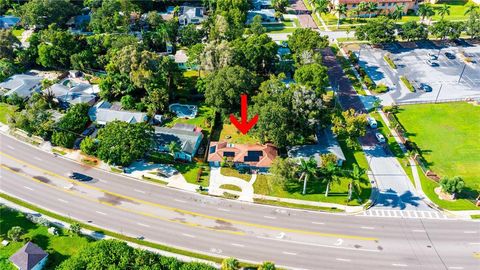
290,0 -> 317,29
321,48 -> 432,212
208,167 -> 255,202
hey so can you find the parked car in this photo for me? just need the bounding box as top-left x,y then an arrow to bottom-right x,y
419,83 -> 432,92
68,172 -> 93,181
427,52 -> 438,60
81,125 -> 96,137
367,117 -> 377,128
375,132 -> 386,143
425,59 -> 439,67
445,52 -> 456,59
73,138 -> 83,150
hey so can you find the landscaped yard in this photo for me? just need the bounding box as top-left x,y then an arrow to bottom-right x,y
0,103 -> 16,124
165,104 -> 215,136
0,206 -> 90,270
253,139 -> 371,206
12,29 -> 24,38
174,161 -> 210,187
218,123 -> 258,144
221,167 -> 252,182
395,102 -> 480,210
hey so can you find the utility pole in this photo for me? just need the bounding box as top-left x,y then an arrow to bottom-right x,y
458,63 -> 467,84
434,83 -> 443,103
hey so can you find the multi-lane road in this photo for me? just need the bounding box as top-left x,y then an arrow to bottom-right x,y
0,133 -> 479,270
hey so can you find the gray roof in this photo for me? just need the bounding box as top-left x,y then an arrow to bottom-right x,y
48,80 -> 96,106
288,128 -> 345,166
88,101 -> 147,125
0,74 -> 42,98
172,123 -> 196,132
9,242 -> 47,270
154,126 -> 202,155
179,6 -> 205,24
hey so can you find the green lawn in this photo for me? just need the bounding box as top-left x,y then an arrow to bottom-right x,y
220,167 -> 252,182
395,102 -> 480,210
165,104 -> 215,136
218,123 -> 258,144
0,103 -> 16,124
174,162 -> 210,187
0,206 -> 90,270
12,29 -> 24,38
253,139 -> 371,206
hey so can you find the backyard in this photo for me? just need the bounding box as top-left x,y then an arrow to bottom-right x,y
217,123 -> 258,144
253,139 -> 372,206
0,206 -> 90,270
395,102 -> 480,210
165,104 -> 215,136
0,103 -> 16,124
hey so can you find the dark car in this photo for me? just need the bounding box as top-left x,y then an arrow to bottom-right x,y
81,126 -> 95,137
68,172 -> 93,181
445,52 -> 456,59
73,138 -> 83,150
419,83 -> 432,92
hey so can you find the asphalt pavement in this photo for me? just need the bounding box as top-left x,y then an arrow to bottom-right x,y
1,133 -> 479,270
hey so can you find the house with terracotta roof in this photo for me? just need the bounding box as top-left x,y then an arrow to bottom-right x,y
330,0 -> 416,17
207,142 -> 278,172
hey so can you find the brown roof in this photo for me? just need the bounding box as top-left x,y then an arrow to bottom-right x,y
208,141 -> 278,168
339,0 -> 414,4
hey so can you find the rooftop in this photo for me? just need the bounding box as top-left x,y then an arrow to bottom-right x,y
0,74 -> 42,98
48,79 -> 96,107
208,142 -> 278,168
154,124 -> 203,155
9,242 -> 47,270
88,100 -> 147,125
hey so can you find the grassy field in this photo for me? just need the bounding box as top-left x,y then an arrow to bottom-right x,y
253,139 -> 371,206
218,123 -> 258,144
12,29 -> 24,38
0,103 -> 16,124
174,162 -> 210,187
0,206 -> 90,270
220,167 -> 252,182
395,102 -> 480,210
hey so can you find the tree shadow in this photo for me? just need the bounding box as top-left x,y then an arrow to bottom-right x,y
0,207 -> 38,237
374,190 -> 422,210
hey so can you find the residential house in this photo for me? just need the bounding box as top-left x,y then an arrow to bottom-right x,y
153,123 -> 203,162
252,0 -> 272,10
208,142 -> 278,172
9,242 -> 48,270
330,0 -> 415,17
178,6 -> 205,26
173,50 -> 189,70
247,9 -> 277,23
0,16 -> 20,29
0,74 -> 42,98
88,100 -> 148,125
288,128 -> 346,167
47,78 -> 97,108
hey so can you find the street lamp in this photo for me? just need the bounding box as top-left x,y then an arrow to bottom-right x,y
434,83 -> 443,104
458,63 -> 467,84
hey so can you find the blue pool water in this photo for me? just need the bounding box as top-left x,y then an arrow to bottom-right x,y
169,103 -> 198,119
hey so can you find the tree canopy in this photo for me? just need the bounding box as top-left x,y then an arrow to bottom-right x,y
18,0 -> 77,29
51,103 -> 90,148
355,16 -> 396,44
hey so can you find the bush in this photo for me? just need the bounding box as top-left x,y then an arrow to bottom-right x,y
221,257 -> 240,270
148,152 -> 174,164
382,105 -> 399,114
400,76 -> 415,92
383,54 -> 397,69
196,167 -> 203,182
440,176 -> 465,195
8,226 -> 23,241
374,84 -> 389,93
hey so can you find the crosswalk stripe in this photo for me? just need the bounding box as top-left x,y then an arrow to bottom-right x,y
361,209 -> 448,220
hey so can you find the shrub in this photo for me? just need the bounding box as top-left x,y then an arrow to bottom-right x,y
221,257 -> 240,270
382,105 -> 399,114
440,176 -> 465,195
374,83 -> 389,93
148,152 -> 174,164
8,226 -> 23,241
400,76 -> 415,92
383,54 -> 397,69
196,167 -> 203,182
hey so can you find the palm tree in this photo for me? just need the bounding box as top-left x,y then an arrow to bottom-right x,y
350,8 -> 361,22
167,141 -> 181,157
320,162 -> 343,197
418,4 -> 435,22
391,4 -> 405,21
367,2 -> 378,19
438,4 -> 451,20
298,157 -> 318,195
336,4 -> 348,29
358,2 -> 369,18
464,5 -> 478,15
313,0 -> 329,16
348,164 -> 366,201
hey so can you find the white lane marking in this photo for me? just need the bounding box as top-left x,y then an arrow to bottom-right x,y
412,229 -> 425,233
7,145 -> 14,150
23,186 -> 34,191
264,216 -> 276,219
311,221 -> 325,225
463,231 -> 477,234
468,243 -> 480,245
336,258 -> 351,262
257,236 -> 380,253
182,233 -> 195,238
57,198 -> 68,203
137,223 -> 151,228
448,267 -> 464,269
95,211 -> 107,215
217,208 -> 230,212
231,243 -> 245,247
334,238 -> 343,246
134,189 -> 146,194
174,199 -> 187,203
392,263 -> 408,267
360,226 -> 375,230
34,156 -> 42,161
282,251 -> 297,256
99,179 -> 108,183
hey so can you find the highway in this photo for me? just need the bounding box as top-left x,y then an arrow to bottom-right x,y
1,133 -> 479,270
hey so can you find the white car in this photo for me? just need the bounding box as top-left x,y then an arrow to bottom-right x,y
375,132 -> 386,143
367,117 -> 377,128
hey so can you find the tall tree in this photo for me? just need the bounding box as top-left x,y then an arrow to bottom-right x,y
293,63 -> 329,93
391,5 -> 405,21
18,0 -> 77,29
336,4 -> 348,29
466,10 -> 480,39
90,0 -> 138,33
249,15 -> 266,35
355,16 -> 396,44
401,21 -> 428,41
437,4 -> 451,20
464,5 -> 479,16
331,109 -> 367,148
51,103 -> 90,148
232,33 -> 278,76
37,26 -> 80,69
320,156 -> 343,197
367,2 -> 378,19
417,4 -> 435,22
0,29 -> 20,60
299,157 -> 318,195
348,163 -> 365,201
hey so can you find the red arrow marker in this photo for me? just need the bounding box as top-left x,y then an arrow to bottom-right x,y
230,94 -> 258,135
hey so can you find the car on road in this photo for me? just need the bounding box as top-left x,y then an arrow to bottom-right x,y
375,132 -> 386,143
367,117 -> 377,128
425,59 -> 439,67
427,52 -> 438,60
419,83 -> 433,92
73,138 -> 83,150
81,125 -> 96,137
445,52 -> 456,59
68,172 -> 93,181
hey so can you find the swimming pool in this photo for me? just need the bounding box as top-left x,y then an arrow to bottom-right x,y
169,103 -> 198,119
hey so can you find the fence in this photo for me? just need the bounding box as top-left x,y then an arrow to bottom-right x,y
393,97 -> 478,106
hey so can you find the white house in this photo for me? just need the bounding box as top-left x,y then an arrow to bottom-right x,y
88,100 -> 148,125
0,74 -> 42,99
178,6 -> 206,26
47,79 -> 97,108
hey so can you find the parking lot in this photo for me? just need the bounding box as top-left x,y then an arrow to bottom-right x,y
358,41 -> 480,104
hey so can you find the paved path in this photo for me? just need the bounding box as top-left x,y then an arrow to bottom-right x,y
290,0 -> 317,29
321,47 -> 434,212
208,167 -> 254,202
